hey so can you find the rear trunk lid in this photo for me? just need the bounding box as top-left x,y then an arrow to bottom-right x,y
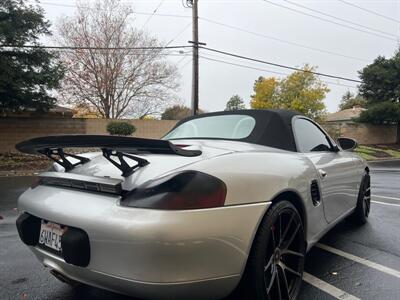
68,142 -> 233,190
17,136 -> 285,193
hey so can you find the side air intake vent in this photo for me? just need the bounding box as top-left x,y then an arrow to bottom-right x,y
310,180 -> 321,206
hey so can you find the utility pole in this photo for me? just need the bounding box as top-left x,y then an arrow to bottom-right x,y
190,0 -> 199,116
185,0 -> 204,115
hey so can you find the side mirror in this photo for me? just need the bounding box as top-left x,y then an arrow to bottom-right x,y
337,137 -> 358,151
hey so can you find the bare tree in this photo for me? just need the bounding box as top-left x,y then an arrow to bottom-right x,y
57,0 -> 178,119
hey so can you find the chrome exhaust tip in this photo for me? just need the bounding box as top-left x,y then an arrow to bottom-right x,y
49,269 -> 77,286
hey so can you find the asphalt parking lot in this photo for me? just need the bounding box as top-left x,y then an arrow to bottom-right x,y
1,161 -> 400,300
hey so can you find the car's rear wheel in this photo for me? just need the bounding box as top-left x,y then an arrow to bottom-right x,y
237,201 -> 305,300
350,173 -> 371,225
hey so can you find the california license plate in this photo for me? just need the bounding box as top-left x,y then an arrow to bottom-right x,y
38,221 -> 65,252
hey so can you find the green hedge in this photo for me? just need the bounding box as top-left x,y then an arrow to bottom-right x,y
357,102 -> 400,124
106,122 -> 136,136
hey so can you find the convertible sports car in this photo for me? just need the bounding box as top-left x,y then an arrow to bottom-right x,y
15,109 -> 370,300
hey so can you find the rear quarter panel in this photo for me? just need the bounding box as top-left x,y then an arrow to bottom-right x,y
180,151 -> 328,243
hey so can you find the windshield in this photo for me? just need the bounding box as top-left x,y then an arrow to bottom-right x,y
163,115 -> 256,140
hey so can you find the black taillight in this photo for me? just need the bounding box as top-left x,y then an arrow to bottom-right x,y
121,171 -> 227,210
30,176 -> 41,189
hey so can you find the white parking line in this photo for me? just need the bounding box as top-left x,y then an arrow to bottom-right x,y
316,243 -> 400,279
372,200 -> 400,207
303,272 -> 360,300
373,194 -> 400,201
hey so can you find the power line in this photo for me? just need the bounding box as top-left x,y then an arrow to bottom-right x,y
337,0 -> 400,24
180,57 -> 193,69
0,50 -> 190,58
176,55 -> 189,66
26,1 -> 193,56
200,17 -> 368,62
134,11 -> 189,19
164,22 -> 192,47
0,45 -> 192,51
141,0 -> 166,28
199,46 -> 362,83
261,0 -> 397,42
282,0 -> 397,38
199,55 -> 359,89
201,55 -> 289,76
2,43 -> 362,83
31,1 -> 191,18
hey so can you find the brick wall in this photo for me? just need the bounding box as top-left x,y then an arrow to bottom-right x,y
0,117 -> 177,153
84,119 -> 177,139
323,122 -> 398,145
1,117 -> 397,153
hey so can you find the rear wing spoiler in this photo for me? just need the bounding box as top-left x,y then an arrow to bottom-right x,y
16,135 -> 201,177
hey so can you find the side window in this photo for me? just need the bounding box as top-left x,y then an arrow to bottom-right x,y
294,118 -> 332,152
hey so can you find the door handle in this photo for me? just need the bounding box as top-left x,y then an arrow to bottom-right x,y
319,169 -> 327,178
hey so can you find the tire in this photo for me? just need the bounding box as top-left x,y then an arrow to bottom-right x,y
236,201 -> 306,300
350,173 -> 371,225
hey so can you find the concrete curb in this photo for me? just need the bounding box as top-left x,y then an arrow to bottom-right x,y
0,171 -> 36,177
368,159 -> 400,163
368,159 -> 400,170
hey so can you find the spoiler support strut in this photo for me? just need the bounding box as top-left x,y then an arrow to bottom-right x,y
39,148 -> 90,171
102,149 -> 149,177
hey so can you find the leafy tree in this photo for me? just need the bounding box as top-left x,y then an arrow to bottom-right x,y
142,115 -> 157,120
357,50 -> 400,125
225,95 -> 246,111
161,105 -> 204,120
358,102 -> 400,124
359,51 -> 400,105
338,91 -> 367,111
0,0 -> 64,114
250,77 -> 280,109
72,103 -> 102,118
250,65 -> 329,120
161,105 -> 191,120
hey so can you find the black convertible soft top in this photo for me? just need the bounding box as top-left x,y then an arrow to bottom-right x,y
168,109 -> 301,152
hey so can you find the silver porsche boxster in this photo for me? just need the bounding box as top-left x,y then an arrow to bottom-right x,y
15,109 -> 370,300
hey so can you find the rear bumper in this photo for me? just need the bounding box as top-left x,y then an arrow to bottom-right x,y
32,247 -> 241,300
18,185 -> 269,299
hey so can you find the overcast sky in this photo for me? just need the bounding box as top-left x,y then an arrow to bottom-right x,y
34,0 -> 400,113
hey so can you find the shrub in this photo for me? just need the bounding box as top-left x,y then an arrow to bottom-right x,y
106,122 -> 136,136
357,102 -> 400,124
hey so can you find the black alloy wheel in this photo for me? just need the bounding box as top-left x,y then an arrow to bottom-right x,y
362,175 -> 371,218
350,173 -> 371,225
237,201 -> 305,300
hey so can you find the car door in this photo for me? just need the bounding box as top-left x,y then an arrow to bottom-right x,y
293,117 -> 360,223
